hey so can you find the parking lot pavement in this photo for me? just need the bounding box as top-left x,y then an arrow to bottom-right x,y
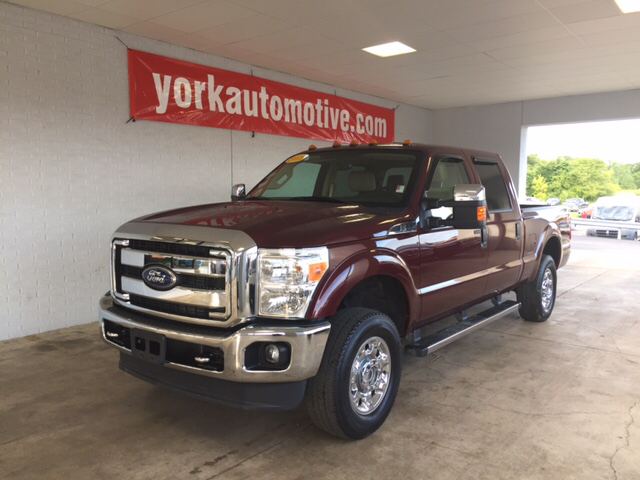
1,234 -> 638,480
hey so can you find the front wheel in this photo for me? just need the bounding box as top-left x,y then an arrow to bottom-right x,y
516,254 -> 557,322
306,308 -> 401,439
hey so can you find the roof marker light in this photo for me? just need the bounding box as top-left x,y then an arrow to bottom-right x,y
332,141 -> 341,148
349,140 -> 358,147
369,139 -> 378,146
403,139 -> 412,146
308,145 -> 317,150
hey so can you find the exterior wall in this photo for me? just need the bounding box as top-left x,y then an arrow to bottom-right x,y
432,89 -> 640,197
0,2 -> 433,340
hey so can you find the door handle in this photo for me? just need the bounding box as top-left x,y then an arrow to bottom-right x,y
481,227 -> 488,249
516,223 -> 521,240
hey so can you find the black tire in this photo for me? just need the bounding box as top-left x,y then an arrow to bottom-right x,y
306,308 -> 401,439
516,254 -> 557,322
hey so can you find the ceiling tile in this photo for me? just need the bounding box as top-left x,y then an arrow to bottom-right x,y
174,33 -> 222,51
195,14 -> 289,44
446,11 -> 561,43
229,27 -> 328,55
580,26 -> 640,47
150,0 -> 256,33
100,0 -> 206,21
549,0 -> 621,24
67,7 -> 139,28
471,25 -> 574,52
121,21 -> 188,42
486,37 -> 584,60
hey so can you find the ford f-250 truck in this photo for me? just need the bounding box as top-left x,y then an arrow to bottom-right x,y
99,142 -> 570,439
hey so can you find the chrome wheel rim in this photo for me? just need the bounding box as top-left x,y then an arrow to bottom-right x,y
349,336 -> 391,416
541,268 -> 554,313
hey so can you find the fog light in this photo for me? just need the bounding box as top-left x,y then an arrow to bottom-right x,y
265,344 -> 280,364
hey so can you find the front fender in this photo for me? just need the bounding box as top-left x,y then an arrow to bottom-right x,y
308,245 -> 420,324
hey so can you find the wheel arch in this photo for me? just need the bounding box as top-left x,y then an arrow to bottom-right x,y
309,249 -> 419,336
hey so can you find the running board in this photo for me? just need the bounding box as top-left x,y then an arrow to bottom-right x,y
405,300 -> 520,357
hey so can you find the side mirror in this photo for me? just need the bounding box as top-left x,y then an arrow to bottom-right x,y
423,184 -> 487,229
231,183 -> 246,201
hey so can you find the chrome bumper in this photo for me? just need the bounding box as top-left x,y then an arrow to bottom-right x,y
99,295 -> 330,383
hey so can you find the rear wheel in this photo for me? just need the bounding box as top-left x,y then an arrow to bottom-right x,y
306,308 -> 401,439
516,254 -> 557,322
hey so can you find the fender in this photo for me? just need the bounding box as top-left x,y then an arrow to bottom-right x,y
308,245 -> 420,327
526,223 -> 563,283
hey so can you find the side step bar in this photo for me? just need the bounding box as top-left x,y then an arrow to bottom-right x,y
405,300 -> 520,357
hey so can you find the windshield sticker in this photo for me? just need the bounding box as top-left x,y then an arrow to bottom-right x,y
396,185 -> 405,193
285,154 -> 309,164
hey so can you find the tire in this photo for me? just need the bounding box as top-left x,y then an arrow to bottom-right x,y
306,308 -> 401,439
516,254 -> 557,322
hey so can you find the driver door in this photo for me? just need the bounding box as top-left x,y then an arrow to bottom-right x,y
418,154 -> 488,321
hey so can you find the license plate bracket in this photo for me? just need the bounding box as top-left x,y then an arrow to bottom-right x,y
130,328 -> 166,365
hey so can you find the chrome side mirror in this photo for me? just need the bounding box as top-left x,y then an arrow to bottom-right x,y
422,184 -> 487,229
453,184 -> 486,202
231,183 -> 246,201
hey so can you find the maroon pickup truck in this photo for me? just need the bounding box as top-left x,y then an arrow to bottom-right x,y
99,142 -> 570,439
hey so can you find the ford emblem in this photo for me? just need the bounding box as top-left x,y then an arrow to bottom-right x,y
141,266 -> 177,291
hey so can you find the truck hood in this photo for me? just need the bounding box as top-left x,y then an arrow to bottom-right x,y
135,200 -> 413,248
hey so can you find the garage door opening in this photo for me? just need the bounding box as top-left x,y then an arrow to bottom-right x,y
524,119 -> 640,244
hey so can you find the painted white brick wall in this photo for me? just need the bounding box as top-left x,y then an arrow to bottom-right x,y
0,2 -> 433,340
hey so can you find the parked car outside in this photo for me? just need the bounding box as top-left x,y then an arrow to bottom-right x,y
586,195 -> 640,240
547,198 -> 561,206
565,198 -> 586,212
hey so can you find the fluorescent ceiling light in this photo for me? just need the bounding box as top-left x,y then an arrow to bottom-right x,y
362,41 -> 416,57
615,0 -> 640,13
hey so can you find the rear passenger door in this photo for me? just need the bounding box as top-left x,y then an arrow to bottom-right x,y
472,157 -> 523,296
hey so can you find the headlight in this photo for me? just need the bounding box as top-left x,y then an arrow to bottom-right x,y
258,247 -> 329,318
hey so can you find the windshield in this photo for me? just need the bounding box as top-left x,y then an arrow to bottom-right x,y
248,149 -> 422,207
593,206 -> 635,221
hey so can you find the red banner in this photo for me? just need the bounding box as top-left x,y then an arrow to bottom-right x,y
128,49 -> 394,143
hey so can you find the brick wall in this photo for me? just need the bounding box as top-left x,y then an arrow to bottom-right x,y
0,2 -> 433,340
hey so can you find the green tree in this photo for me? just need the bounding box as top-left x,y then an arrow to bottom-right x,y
531,175 -> 548,200
610,163 -> 636,190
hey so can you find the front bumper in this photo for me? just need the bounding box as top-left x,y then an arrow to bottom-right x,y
99,295 -> 330,385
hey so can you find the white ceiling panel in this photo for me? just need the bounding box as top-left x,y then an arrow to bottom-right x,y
150,0 -> 256,33
67,7 -> 138,28
7,0 -> 640,109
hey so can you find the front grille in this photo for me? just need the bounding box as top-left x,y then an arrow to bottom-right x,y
595,229 -> 618,238
113,238 -> 231,323
121,265 -> 225,291
128,239 -> 212,258
129,294 -> 225,319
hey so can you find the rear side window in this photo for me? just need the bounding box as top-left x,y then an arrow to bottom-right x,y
473,161 -> 512,212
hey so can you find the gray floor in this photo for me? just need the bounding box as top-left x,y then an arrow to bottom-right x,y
2,234 -> 639,480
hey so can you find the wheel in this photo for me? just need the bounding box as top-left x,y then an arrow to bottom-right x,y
516,254 -> 557,322
306,308 -> 401,439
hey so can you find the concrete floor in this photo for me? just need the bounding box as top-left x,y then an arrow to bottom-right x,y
1,233 -> 639,480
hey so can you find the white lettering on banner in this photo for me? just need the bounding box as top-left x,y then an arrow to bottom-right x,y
174,77 -> 191,108
207,74 -> 224,113
152,73 -> 171,114
284,99 -> 302,124
303,103 -> 314,127
270,96 -> 283,121
259,87 -> 269,120
244,90 -> 258,117
340,110 -> 349,132
226,86 -> 242,114
148,70 -> 386,138
194,80 -> 206,110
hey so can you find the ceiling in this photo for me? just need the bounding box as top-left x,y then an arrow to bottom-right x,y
7,0 -> 640,109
